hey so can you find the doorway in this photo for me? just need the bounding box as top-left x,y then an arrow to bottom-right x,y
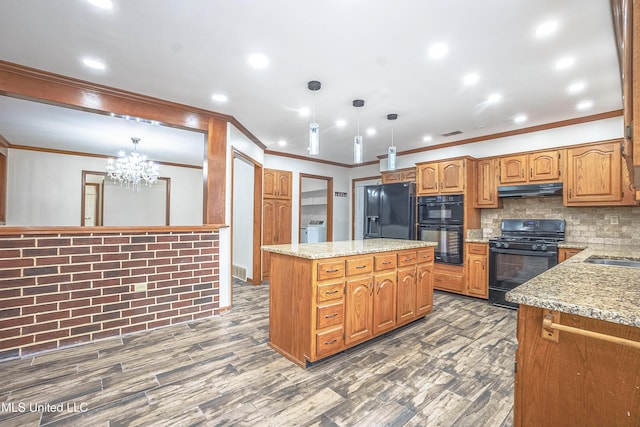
299,174 -> 333,243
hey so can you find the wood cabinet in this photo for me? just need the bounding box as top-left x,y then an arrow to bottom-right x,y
564,141 -> 635,206
433,263 -> 465,294
558,247 -> 583,262
499,150 -> 561,185
264,168 -> 292,200
514,304 -> 640,426
267,245 -> 435,367
475,158 -> 501,208
263,168 -> 293,279
465,243 -> 488,299
417,159 -> 466,195
381,167 -> 416,184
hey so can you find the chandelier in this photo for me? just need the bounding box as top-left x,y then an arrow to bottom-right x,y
106,137 -> 159,190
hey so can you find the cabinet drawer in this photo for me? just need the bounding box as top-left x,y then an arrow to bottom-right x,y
433,272 -> 465,293
375,254 -> 397,271
317,281 -> 344,303
467,243 -> 488,255
417,248 -> 434,263
317,260 -> 345,281
316,302 -> 344,329
346,256 -> 373,276
315,327 -> 344,358
397,250 -> 417,267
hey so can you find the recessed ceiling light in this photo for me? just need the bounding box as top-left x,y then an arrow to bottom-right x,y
336,119 -> 346,127
567,81 -> 586,94
423,135 -> 433,142
555,56 -> 575,70
535,20 -> 558,38
513,114 -> 528,124
277,139 -> 287,147
87,0 -> 113,10
299,107 -> 310,117
82,57 -> 106,70
576,100 -> 594,111
487,93 -> 502,103
211,94 -> 228,103
248,53 -> 269,69
463,73 -> 479,86
428,43 -> 448,60
366,128 -> 376,136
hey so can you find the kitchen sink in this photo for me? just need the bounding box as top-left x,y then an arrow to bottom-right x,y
584,256 -> 640,268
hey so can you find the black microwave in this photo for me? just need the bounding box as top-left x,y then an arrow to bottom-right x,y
417,194 -> 464,225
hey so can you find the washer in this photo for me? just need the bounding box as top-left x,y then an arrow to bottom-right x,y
306,220 -> 326,243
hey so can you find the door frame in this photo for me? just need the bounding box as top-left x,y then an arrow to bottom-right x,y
231,148 -> 262,287
299,173 -> 333,242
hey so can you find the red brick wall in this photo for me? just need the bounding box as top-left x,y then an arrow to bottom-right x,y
0,230 -> 220,360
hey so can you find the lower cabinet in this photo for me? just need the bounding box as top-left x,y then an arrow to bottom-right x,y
268,246 -> 435,367
558,247 -> 583,262
465,243 -> 488,299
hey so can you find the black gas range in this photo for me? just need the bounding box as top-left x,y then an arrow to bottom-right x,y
488,219 -> 565,309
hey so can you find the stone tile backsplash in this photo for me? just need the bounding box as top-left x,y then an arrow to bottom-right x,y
480,196 -> 640,245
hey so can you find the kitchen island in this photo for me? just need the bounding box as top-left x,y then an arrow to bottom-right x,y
506,245 -> 640,426
262,239 -> 436,367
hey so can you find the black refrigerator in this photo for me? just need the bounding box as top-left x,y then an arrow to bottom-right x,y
364,182 -> 416,240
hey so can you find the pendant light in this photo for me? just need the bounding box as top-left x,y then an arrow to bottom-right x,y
387,113 -> 398,170
353,99 -> 365,164
307,80 -> 321,155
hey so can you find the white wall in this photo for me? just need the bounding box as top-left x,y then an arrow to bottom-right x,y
232,156 -> 254,279
264,155 -> 351,242
6,149 -> 203,226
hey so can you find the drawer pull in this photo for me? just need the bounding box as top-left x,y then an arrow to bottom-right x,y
324,313 -> 338,319
382,261 -> 392,265
325,269 -> 339,273
324,339 -> 337,345
404,257 -> 414,262
355,265 -> 367,269
325,290 -> 339,295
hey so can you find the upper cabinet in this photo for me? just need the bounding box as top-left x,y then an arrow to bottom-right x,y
417,159 -> 466,195
474,158 -> 501,209
499,150 -> 562,185
381,167 -> 416,184
264,169 -> 292,200
564,140 -> 635,206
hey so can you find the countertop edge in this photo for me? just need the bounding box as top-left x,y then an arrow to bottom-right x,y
262,239 -> 437,259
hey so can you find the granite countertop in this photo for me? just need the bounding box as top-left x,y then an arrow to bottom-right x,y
506,244 -> 640,327
261,239 -> 436,260
466,238 -> 489,244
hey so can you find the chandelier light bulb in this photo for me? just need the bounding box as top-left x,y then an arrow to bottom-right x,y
106,137 -> 159,191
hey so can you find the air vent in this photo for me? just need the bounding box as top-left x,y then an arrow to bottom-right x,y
232,264 -> 247,281
441,130 -> 463,137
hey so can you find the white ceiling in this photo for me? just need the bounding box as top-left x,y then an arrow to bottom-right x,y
0,0 -> 622,166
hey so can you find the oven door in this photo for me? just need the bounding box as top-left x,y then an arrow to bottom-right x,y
488,246 -> 558,308
418,224 -> 463,265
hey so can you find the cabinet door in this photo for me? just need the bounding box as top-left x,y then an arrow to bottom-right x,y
466,254 -> 488,298
381,170 -> 402,184
401,168 -> 417,182
417,162 -> 439,195
345,277 -> 373,345
372,271 -> 397,335
262,199 -> 277,278
559,248 -> 583,262
416,264 -> 433,316
475,158 -> 500,208
263,169 -> 277,198
396,267 -> 417,324
276,171 -> 292,199
529,150 -> 561,182
500,155 -> 527,184
276,200 -> 292,244
565,143 -> 622,204
439,160 -> 465,193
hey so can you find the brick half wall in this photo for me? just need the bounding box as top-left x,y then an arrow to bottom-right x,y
0,230 -> 220,360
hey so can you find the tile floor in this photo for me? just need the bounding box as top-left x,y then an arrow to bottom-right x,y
0,279 -> 517,426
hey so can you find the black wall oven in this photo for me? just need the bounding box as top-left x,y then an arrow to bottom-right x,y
417,194 -> 464,265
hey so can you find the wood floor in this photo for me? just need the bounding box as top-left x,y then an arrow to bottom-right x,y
0,279 -> 517,426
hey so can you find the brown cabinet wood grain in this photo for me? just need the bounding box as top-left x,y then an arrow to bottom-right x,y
264,168 -> 292,199
381,167 -> 417,184
558,247 -> 583,262
465,243 -> 488,299
564,141 -> 634,206
417,159 -> 465,195
267,246 -> 435,367
499,150 -> 561,185
475,158 -> 501,208
262,199 -> 291,279
514,305 -> 640,426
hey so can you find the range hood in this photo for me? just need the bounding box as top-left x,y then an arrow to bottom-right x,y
498,182 -> 563,198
